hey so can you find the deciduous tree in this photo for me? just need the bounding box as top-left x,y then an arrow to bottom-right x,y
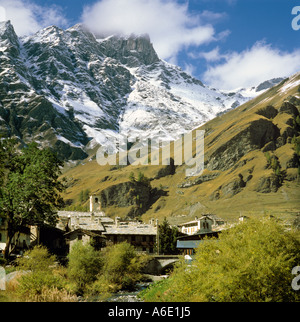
0,139 -> 65,259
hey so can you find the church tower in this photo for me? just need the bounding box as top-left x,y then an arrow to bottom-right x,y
89,195 -> 101,212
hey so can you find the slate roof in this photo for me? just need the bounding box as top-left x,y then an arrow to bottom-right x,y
176,240 -> 202,249
57,211 -> 157,236
103,222 -> 157,236
57,211 -> 114,232
64,228 -> 106,238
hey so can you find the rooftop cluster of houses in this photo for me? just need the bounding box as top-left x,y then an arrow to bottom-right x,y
176,214 -> 227,256
1,194 -> 228,258
0,195 -> 158,257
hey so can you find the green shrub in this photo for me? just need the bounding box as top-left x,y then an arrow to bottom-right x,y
91,242 -> 149,295
141,218 -> 300,302
17,271 -> 65,301
15,246 -> 67,301
17,246 -> 57,272
67,241 -> 103,295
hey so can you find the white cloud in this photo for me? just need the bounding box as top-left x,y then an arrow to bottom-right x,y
81,0 -> 223,61
200,47 -> 223,62
202,42 -> 300,90
191,46 -> 228,62
183,63 -> 196,76
0,0 -> 68,36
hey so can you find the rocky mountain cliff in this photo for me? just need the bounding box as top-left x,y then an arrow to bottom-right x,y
2,20 -> 298,223
61,72 -> 300,223
0,20 -> 280,161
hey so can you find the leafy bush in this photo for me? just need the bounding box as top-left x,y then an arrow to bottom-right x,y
67,241 -> 103,295
141,218 -> 300,302
17,245 -> 57,272
8,242 -> 149,301
17,271 -> 65,301
16,246 -> 68,301
90,242 -> 149,295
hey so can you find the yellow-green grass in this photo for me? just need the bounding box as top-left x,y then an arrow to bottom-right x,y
60,73 -> 300,225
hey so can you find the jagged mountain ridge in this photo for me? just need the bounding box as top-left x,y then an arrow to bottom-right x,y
0,20 -> 283,160
61,71 -> 300,223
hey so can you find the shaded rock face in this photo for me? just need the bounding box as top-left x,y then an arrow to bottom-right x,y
255,77 -> 285,92
178,172 -> 220,189
154,158 -> 176,179
248,119 -> 281,148
256,105 -> 278,119
286,153 -> 299,169
221,175 -> 246,197
206,118 -> 280,171
255,175 -> 281,193
99,34 -> 159,67
99,181 -> 152,217
209,174 -> 246,200
278,102 -> 299,117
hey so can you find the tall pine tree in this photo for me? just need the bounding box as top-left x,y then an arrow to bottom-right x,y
158,217 -> 179,255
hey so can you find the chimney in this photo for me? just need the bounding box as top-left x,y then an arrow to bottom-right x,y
115,217 -> 120,227
90,195 -> 93,212
73,216 -> 79,228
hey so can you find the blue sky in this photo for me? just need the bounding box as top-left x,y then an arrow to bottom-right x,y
1,0 -> 300,89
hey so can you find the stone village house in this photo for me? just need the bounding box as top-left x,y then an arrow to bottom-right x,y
177,214 -> 225,236
176,214 -> 226,256
30,195 -> 158,256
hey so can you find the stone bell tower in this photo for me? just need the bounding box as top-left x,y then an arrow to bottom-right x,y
90,195 -> 101,212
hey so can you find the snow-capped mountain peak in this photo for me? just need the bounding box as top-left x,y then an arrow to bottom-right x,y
0,21 -> 284,160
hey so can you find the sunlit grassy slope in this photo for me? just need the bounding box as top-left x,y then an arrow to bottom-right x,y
61,73 -> 300,225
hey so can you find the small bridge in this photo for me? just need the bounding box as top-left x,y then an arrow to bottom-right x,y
144,255 -> 180,275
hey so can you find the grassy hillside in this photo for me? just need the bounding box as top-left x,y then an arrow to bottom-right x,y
60,73 -> 300,225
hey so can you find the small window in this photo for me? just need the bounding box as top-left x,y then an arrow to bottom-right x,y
95,198 -> 98,203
